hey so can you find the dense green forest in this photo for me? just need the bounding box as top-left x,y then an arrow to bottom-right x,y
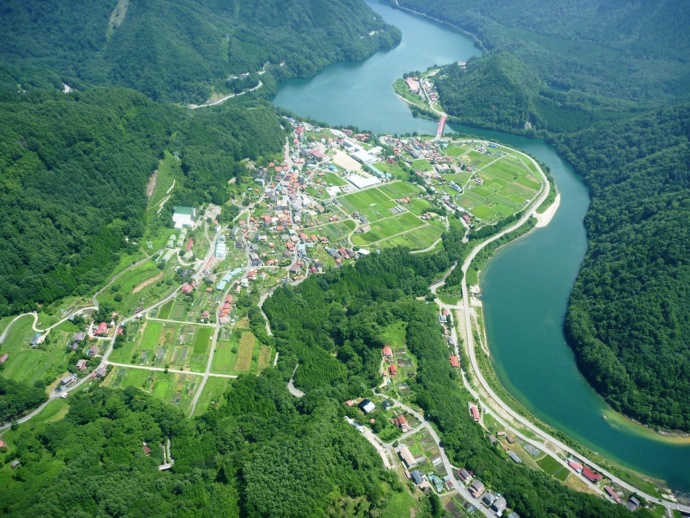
0,378 -> 47,423
0,90 -> 284,316
560,104 -> 690,431
0,0 -> 401,103
0,377 -> 416,516
264,247 -> 629,517
398,0 -> 690,431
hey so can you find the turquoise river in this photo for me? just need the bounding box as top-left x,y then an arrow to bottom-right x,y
273,0 -> 690,492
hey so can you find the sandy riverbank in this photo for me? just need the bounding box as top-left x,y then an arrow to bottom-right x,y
534,193 -> 560,228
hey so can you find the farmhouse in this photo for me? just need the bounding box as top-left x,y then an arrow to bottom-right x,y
468,479 -> 485,498
76,359 -> 87,371
398,445 -> 417,469
172,206 -> 196,229
95,322 -> 108,336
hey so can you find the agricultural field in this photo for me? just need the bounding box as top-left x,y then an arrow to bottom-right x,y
103,366 -> 201,414
440,144 -> 543,224
0,316 -> 80,387
379,181 -> 422,200
338,188 -> 398,221
211,320 -> 272,376
155,288 -> 221,323
352,212 -> 425,245
109,320 -> 211,372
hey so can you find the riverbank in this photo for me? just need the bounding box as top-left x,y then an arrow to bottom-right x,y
534,193 -> 560,227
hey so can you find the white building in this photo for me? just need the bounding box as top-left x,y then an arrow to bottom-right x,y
172,207 -> 196,229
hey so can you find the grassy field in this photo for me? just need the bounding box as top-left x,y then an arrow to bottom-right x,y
192,376 -> 231,417
373,161 -> 409,180
103,366 -> 200,414
234,331 -> 256,371
98,260 -> 176,315
0,315 -> 77,387
148,151 -> 181,211
444,147 -> 542,224
411,158 -> 433,172
211,339 -> 239,375
537,455 -> 570,481
381,321 -> 407,349
324,172 -> 347,186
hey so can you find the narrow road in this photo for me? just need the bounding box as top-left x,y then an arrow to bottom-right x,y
188,81 -> 263,109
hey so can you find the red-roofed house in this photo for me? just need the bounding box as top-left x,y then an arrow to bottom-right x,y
393,415 -> 409,432
181,283 -> 194,294
568,460 -> 583,473
582,466 -> 602,483
449,356 -> 460,368
388,364 -> 398,377
604,486 -> 621,503
469,404 -> 480,422
0,354 -> 8,364
95,322 -> 108,336
382,346 -> 393,358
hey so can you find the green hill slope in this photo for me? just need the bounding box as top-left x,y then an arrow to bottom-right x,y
0,0 -> 401,102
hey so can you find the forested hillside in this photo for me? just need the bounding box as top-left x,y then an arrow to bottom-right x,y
397,0 -> 690,432
0,377 -> 412,516
0,0 -> 401,102
0,90 -> 284,316
560,104 -> 690,431
398,0 -> 690,102
263,247 -> 628,517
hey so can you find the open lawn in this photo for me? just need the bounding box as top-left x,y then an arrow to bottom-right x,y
211,339 -> 239,375
375,224 -> 444,250
192,376 -> 231,417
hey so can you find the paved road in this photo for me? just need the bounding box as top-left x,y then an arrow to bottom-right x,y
440,153 -> 690,513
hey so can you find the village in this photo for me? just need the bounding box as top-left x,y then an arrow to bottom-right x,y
0,117 -> 644,515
